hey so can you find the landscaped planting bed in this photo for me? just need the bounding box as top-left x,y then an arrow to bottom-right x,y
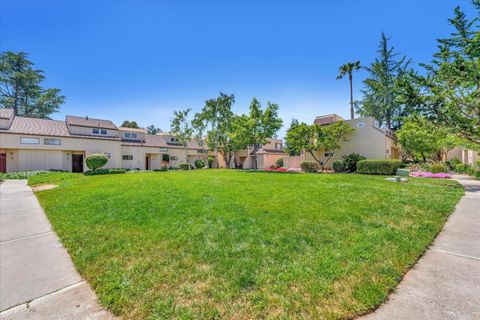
30,170 -> 463,319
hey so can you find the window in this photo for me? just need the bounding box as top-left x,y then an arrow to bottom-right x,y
123,155 -> 133,160
159,147 -> 168,153
100,129 -> 107,135
131,133 -> 137,139
357,122 -> 365,128
324,152 -> 334,157
197,149 -> 207,154
92,128 -> 99,134
125,132 -> 131,139
44,138 -> 61,145
171,137 -> 178,142
20,137 -> 39,144
104,153 -> 111,158
170,156 -> 178,161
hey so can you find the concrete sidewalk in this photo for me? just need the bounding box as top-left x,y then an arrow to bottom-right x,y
0,180 -> 114,320
362,176 -> 480,320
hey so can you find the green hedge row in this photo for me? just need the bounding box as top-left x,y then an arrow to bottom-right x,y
84,168 -> 127,175
357,160 -> 401,175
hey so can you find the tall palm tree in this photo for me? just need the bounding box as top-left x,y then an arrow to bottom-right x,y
336,61 -> 361,120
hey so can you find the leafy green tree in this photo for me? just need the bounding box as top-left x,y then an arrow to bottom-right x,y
336,61 -> 361,120
242,98 -> 283,169
285,120 -> 354,171
170,108 -> 194,161
121,120 -> 140,128
193,92 -> 235,168
222,114 -> 249,168
400,4 -> 480,145
85,154 -> 108,171
396,117 -> 443,162
357,33 -> 410,130
0,51 -> 65,118
146,124 -> 161,135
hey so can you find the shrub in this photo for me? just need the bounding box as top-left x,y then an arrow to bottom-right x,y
342,153 -> 366,172
454,163 -> 468,174
476,160 -> 480,168
194,159 -> 205,169
332,160 -> 345,173
357,160 -> 401,175
178,163 -> 193,170
0,170 -> 49,180
430,163 -> 448,174
208,156 -> 214,168
300,161 -> 319,173
446,157 -> 461,171
154,166 -> 169,172
276,158 -> 284,167
85,154 -> 108,171
475,170 -> 480,180
162,154 -> 170,162
466,166 -> 476,176
84,168 -> 126,175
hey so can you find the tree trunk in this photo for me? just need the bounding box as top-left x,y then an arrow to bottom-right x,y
349,73 -> 354,120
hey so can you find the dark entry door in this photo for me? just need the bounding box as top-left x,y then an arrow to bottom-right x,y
72,154 -> 84,173
145,156 -> 150,170
0,153 -> 6,173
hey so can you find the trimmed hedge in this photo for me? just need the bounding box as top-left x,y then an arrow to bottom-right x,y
300,161 -> 319,173
84,168 -> 126,175
178,163 -> 193,170
454,163 -> 468,174
194,160 -> 205,169
357,160 -> 401,175
85,154 -> 108,171
0,170 -> 49,180
332,160 -> 345,173
342,153 -> 366,173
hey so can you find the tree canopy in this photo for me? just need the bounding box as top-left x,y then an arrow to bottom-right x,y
357,33 -> 410,130
193,92 -> 235,167
336,60 -> 361,120
121,120 -> 140,128
241,98 -> 283,169
286,120 -> 354,171
146,124 -> 161,135
170,109 -> 194,159
400,4 -> 480,145
0,51 -> 65,118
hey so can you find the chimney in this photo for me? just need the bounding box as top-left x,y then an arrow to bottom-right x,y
86,116 -> 89,120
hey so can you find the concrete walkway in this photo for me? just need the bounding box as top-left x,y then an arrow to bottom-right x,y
362,176 -> 480,320
0,180 -> 114,320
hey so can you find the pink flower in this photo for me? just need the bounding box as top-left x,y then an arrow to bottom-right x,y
410,171 -> 451,179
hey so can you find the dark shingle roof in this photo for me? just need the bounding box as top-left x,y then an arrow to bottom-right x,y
66,115 -> 117,129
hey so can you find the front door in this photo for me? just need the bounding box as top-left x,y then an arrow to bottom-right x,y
0,153 -> 6,173
72,154 -> 84,173
145,156 -> 150,170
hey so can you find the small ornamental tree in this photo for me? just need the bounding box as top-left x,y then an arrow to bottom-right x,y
286,120 -> 354,171
85,154 -> 108,171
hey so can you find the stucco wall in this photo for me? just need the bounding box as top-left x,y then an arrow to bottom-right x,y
0,133 -> 122,172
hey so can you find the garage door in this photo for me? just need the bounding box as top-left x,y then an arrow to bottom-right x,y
19,150 -> 63,171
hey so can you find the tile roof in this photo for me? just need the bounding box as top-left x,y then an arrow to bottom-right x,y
66,115 -> 117,129
0,108 -> 14,119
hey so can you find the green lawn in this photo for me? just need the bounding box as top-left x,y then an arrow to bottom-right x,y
30,170 -> 463,319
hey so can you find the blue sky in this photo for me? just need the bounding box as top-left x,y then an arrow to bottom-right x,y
1,0 -> 477,137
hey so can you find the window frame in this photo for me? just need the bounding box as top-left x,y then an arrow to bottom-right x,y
100,129 -> 107,135
122,155 -> 133,160
170,155 -> 178,161
44,138 -> 61,146
20,137 -> 40,144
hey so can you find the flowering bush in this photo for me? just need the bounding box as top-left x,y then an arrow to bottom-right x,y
264,167 -> 288,172
410,171 -> 451,179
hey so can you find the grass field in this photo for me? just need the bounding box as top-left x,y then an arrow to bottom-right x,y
30,170 -> 463,319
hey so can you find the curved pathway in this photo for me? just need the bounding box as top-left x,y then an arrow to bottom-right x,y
362,176 -> 480,320
0,180 -> 114,320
